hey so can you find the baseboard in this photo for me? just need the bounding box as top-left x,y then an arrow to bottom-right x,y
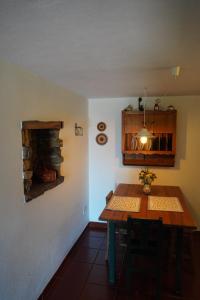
88,221 -> 107,230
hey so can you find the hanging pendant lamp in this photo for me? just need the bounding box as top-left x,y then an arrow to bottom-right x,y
136,98 -> 153,144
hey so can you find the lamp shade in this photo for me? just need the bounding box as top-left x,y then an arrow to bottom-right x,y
136,127 -> 154,144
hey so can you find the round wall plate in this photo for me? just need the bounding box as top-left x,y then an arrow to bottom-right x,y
96,133 -> 108,145
97,122 -> 107,131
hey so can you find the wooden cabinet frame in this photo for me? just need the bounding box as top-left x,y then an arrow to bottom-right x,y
122,110 -> 177,166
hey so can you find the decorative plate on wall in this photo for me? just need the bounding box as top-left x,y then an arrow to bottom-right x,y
97,122 -> 107,132
96,133 -> 108,145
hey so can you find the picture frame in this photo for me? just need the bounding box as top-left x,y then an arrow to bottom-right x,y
97,122 -> 107,132
96,133 -> 108,145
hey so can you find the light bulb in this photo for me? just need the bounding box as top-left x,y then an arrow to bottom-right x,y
140,136 -> 148,144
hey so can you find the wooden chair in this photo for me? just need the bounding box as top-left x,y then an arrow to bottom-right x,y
124,217 -> 163,300
105,190 -> 113,261
106,190 -> 113,205
105,191 -> 128,261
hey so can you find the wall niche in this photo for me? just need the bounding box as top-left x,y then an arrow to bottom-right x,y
21,121 -> 64,202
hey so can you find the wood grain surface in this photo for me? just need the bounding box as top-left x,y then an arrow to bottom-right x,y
99,184 -> 197,229
22,121 -> 63,129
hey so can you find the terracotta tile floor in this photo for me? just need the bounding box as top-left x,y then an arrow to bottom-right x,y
38,227 -> 200,300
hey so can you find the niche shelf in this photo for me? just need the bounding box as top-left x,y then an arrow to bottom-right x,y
122,110 -> 177,166
21,121 -> 64,202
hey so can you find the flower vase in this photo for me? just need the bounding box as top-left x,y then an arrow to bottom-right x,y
143,183 -> 151,195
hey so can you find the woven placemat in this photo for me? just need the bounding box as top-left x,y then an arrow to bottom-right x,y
148,196 -> 184,212
106,195 -> 141,212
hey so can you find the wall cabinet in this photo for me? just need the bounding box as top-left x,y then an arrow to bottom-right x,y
122,110 -> 177,166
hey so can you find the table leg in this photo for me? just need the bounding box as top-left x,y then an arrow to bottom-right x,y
175,227 -> 183,295
108,221 -> 116,284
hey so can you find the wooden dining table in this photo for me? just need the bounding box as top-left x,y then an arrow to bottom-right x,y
99,184 -> 197,294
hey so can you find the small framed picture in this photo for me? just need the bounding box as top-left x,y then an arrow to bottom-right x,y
97,122 -> 106,132
75,123 -> 83,136
96,133 -> 108,145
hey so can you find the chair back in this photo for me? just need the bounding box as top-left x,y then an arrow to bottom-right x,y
106,190 -> 113,204
126,217 -> 163,255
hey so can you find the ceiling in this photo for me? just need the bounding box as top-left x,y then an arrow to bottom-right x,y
0,0 -> 200,98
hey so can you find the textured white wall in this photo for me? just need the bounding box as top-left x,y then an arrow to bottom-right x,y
89,97 -> 200,228
0,60 -> 89,300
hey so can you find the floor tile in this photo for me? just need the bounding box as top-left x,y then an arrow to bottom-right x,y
99,237 -> 107,250
94,250 -> 107,265
39,226 -> 200,300
71,247 -> 98,264
78,236 -> 105,249
79,283 -> 116,300
116,280 -> 155,300
87,264 -> 109,286
87,230 -> 106,238
42,277 -> 63,300
47,262 -> 92,300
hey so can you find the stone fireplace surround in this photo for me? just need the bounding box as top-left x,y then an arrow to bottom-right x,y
22,121 -> 64,202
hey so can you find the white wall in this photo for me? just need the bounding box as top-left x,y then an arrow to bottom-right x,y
0,60 -> 89,300
89,97 -> 200,228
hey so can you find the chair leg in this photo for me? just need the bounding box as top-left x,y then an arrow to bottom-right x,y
108,221 -> 116,284
155,264 -> 162,300
183,230 -> 195,273
124,251 -> 134,293
189,231 -> 195,273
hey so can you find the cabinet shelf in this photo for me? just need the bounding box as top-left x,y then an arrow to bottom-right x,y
122,110 -> 177,166
123,150 -> 175,155
122,154 -> 175,167
25,176 -> 64,202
